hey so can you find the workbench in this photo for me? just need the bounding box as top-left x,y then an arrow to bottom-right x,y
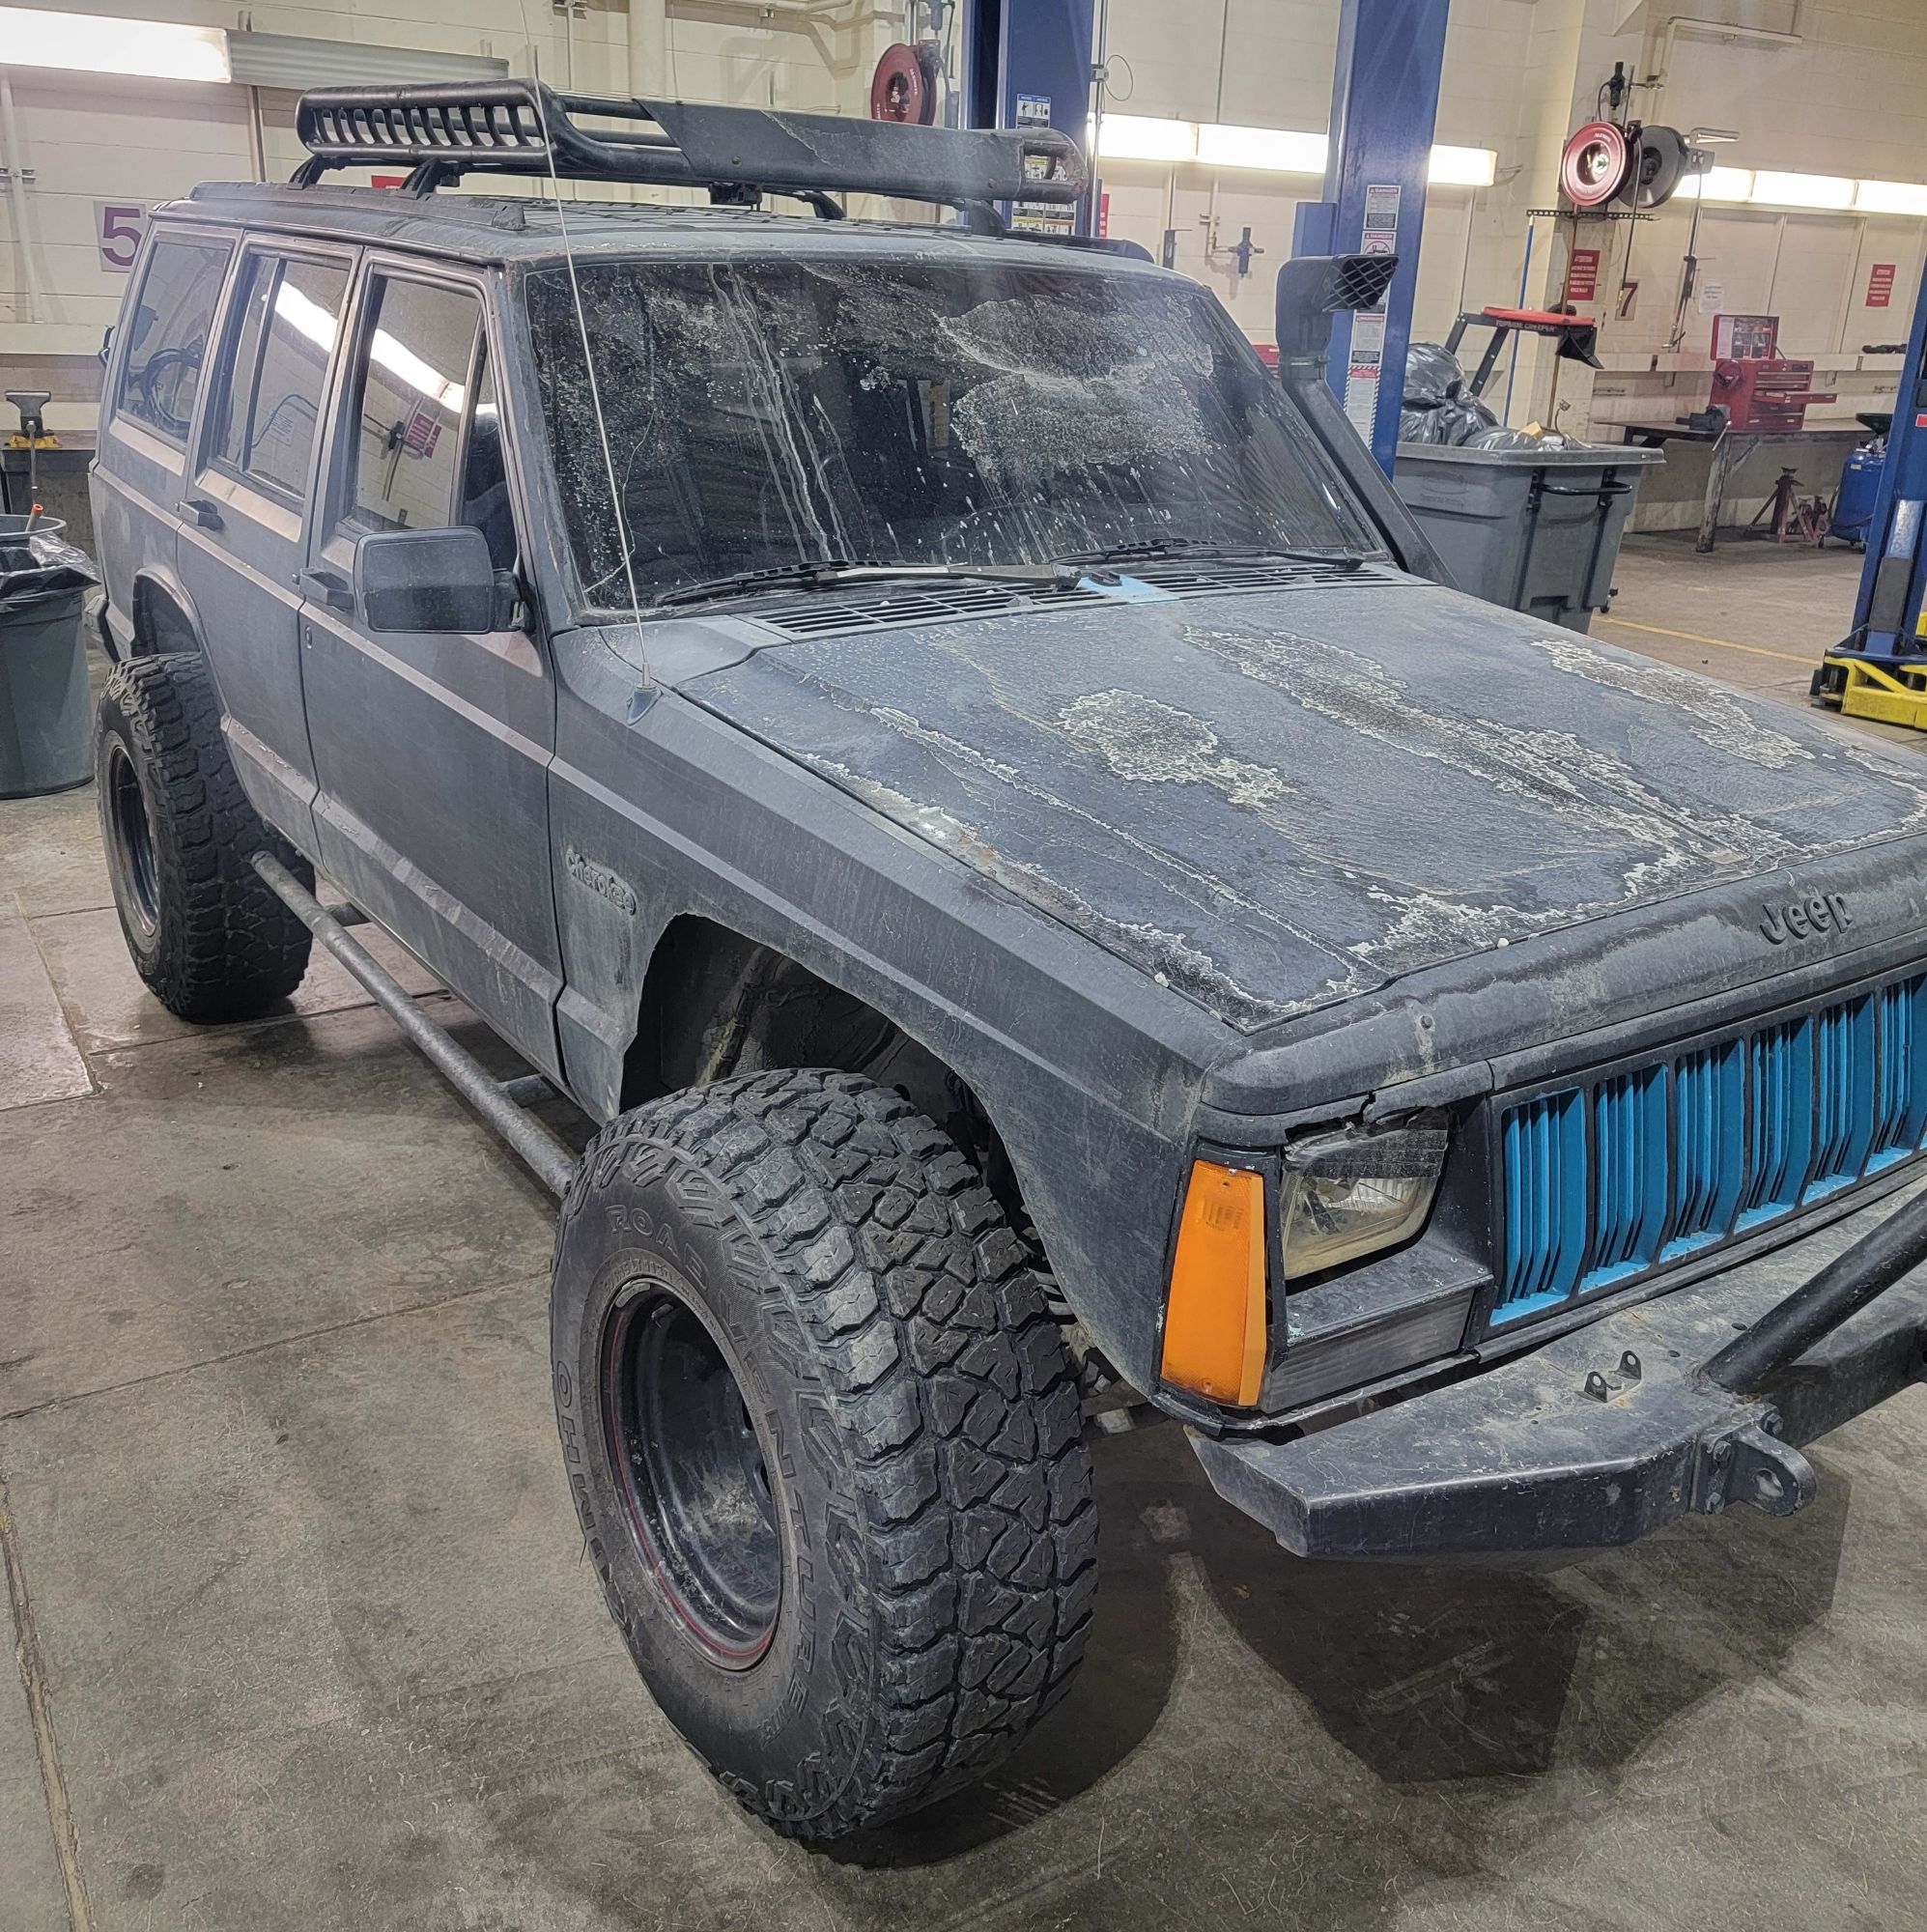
1618,421 -> 1860,554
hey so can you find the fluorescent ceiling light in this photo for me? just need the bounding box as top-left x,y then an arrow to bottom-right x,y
0,5 -> 230,81
1430,144 -> 1496,187
1197,122 -> 1325,173
1095,114 -> 1495,192
1856,178 -> 1927,216
1751,169 -> 1854,211
1094,114 -> 1198,163
1680,165 -> 1754,203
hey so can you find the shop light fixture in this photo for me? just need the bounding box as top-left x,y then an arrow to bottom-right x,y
1855,178 -> 1927,217
1429,143 -> 1498,187
1095,113 -> 1496,188
0,5 -> 231,82
1680,165 -> 1755,203
1679,163 -> 1927,216
1750,169 -> 1855,212
1195,122 -> 1326,173
1095,114 -> 1199,164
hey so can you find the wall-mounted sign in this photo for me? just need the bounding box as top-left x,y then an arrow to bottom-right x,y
1868,263 -> 1897,308
1566,246 -> 1601,302
96,201 -> 151,272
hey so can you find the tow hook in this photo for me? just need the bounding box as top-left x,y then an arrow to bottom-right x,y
1692,1418 -> 1816,1520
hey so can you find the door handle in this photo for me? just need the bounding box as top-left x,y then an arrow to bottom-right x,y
295,566 -> 354,614
177,496 -> 223,531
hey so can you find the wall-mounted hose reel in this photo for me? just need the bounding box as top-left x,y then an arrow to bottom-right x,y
1560,119 -> 1709,213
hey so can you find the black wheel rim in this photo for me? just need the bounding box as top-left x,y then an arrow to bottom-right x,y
601,1282 -> 781,1669
105,742 -> 159,937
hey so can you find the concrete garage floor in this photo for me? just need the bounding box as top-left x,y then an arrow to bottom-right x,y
1599,531 -> 1920,748
5,552 -> 1927,1932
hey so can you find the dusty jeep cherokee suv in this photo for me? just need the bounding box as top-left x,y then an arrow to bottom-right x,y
92,82 -> 1927,1837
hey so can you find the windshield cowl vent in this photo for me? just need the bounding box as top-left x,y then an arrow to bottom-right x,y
744,558 -> 1401,641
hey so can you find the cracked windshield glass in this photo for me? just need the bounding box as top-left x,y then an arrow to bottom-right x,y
524,254 -> 1378,606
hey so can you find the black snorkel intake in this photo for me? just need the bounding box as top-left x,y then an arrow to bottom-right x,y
1272,252 -> 1454,587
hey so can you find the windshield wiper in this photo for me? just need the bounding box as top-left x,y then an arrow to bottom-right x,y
1056,537 -> 1373,572
657,558 -> 1086,610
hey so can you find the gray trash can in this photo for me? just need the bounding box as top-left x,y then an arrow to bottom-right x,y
0,515 -> 99,799
1392,442 -> 1663,634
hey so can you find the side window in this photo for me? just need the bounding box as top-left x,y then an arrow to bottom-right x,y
117,237 -> 232,444
209,251 -> 348,500
338,275 -> 483,543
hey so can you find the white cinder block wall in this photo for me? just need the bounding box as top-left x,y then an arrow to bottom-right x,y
4,0 -> 1927,469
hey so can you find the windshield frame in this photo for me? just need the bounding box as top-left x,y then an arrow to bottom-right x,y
511,234 -> 1394,625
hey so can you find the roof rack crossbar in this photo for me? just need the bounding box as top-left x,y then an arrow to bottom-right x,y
291,80 -> 1085,218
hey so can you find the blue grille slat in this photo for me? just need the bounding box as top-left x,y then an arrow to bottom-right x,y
1738,1017 -> 1814,1230
1806,998 -> 1875,1201
1661,1043 -> 1743,1261
1497,972 -> 1927,1330
1496,1091 -> 1585,1323
1582,1069 -> 1667,1289
1870,976 -> 1927,1169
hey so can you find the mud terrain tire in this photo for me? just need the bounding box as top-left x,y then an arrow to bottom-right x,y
550,1067 -> 1096,1839
96,651 -> 312,1022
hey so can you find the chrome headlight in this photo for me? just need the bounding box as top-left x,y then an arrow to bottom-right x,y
1279,1119 -> 1449,1277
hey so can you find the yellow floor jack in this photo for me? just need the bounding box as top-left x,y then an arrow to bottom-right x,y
1812,272 -> 1927,732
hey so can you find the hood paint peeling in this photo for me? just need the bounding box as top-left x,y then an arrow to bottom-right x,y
680,580 -> 1927,1032
1061,689 -> 1293,810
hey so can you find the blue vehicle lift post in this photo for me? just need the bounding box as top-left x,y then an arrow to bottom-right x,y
1816,256 -> 1927,727
1290,0 -> 1450,478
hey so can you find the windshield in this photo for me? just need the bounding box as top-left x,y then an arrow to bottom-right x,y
524,252 -> 1381,608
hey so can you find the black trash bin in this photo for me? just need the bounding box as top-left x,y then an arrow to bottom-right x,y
0,515 -> 99,799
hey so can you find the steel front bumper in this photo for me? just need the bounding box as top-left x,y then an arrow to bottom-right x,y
1191,1180 -> 1927,1559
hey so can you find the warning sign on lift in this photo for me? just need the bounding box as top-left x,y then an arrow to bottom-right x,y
1345,185 -> 1400,439
1010,93 -> 1075,237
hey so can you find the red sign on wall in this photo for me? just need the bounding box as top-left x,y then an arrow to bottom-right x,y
1868,263 -> 1897,308
1567,246 -> 1601,302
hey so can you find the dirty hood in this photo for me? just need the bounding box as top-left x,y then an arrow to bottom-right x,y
678,578 -> 1927,1032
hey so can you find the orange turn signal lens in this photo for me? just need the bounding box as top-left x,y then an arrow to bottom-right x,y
1159,1159 -> 1267,1406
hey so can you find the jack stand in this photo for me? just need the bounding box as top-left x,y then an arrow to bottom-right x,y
1752,466 -> 1829,545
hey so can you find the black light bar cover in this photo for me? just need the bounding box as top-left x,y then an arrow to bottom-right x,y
294,80 -> 1086,209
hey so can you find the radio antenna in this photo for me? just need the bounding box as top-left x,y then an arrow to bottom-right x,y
527,59 -> 651,675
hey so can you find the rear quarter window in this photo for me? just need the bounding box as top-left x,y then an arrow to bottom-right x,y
116,236 -> 233,444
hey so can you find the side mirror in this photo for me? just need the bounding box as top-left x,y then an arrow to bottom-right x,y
354,526 -> 517,634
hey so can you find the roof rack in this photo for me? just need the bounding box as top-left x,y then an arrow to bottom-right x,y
292,81 -> 1086,231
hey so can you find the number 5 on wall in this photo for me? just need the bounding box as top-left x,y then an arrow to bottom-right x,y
96,202 -> 151,273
